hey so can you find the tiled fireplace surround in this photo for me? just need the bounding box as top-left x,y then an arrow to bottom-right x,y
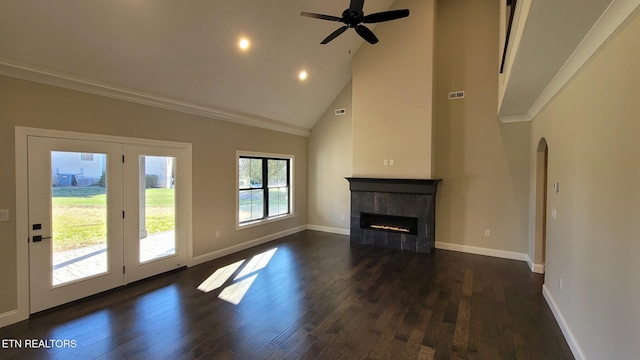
346,178 -> 441,254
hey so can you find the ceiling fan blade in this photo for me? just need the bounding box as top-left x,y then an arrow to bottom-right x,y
355,25 -> 378,44
321,26 -> 349,44
300,12 -> 343,22
363,9 -> 410,23
349,0 -> 365,14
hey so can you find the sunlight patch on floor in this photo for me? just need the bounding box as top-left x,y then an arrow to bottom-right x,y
234,247 -> 277,280
197,247 -> 278,305
218,274 -> 258,305
197,259 -> 245,293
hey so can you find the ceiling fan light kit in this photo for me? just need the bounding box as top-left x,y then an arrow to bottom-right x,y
301,0 -> 410,45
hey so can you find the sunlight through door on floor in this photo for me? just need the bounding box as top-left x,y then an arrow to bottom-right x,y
197,259 -> 245,293
234,248 -> 277,280
197,247 -> 278,305
218,274 -> 258,305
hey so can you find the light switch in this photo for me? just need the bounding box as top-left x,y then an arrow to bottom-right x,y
0,209 -> 9,222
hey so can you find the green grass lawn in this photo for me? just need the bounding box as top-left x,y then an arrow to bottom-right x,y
52,187 -> 175,251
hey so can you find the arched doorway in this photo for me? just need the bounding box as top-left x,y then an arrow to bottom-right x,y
533,138 -> 548,273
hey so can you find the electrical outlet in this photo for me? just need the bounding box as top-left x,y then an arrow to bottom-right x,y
215,230 -> 220,238
484,229 -> 491,237
389,159 -> 395,166
551,208 -> 557,220
384,159 -> 389,166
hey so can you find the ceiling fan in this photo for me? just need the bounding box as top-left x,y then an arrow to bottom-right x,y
301,0 -> 410,45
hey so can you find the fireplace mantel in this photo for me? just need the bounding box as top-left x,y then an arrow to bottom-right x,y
346,178 -> 441,194
346,178 -> 441,254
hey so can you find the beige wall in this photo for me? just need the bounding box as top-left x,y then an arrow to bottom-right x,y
0,75 -> 308,314
529,8 -> 640,358
310,0 -> 531,254
308,82 -> 352,231
352,0 -> 434,178
432,0 -> 530,253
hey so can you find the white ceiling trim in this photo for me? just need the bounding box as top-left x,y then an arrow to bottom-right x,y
499,0 -> 640,123
0,59 -> 311,137
525,0 -> 640,120
499,114 -> 533,123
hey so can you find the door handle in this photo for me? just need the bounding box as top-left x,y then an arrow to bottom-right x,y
32,235 -> 52,243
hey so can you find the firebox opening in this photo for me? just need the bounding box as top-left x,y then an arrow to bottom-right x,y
360,212 -> 419,235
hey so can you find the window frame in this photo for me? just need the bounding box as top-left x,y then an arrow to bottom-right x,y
236,151 -> 294,229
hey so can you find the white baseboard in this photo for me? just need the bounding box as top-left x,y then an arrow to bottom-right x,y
192,225 -> 307,266
435,241 -> 528,262
306,224 -> 350,236
542,284 -> 586,360
0,310 -> 27,329
526,256 -> 545,274
293,229 -> 541,274
306,230 -> 532,265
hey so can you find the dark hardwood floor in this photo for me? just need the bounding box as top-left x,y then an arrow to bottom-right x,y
0,230 -> 574,359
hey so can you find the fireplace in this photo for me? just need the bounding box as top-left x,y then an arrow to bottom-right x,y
346,178 -> 441,254
360,212 -> 419,235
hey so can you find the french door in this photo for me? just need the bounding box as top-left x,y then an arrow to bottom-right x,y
28,136 -> 188,313
123,145 -> 188,283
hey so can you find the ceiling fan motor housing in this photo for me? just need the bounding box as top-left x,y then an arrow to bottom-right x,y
343,8 -> 364,27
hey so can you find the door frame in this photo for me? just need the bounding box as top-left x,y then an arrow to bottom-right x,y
532,137 -> 549,274
14,127 -> 193,322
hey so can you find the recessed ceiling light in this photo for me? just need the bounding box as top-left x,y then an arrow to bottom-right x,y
299,70 -> 308,81
239,38 -> 250,50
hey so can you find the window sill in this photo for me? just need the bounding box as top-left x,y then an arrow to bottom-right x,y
237,213 -> 295,231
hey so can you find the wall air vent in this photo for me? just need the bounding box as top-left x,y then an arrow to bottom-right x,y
448,91 -> 465,100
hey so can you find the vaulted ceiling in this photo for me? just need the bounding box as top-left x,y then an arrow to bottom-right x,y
0,0 -> 396,134
498,0 -> 640,122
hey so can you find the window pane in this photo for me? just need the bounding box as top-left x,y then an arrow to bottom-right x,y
249,159 -> 263,188
239,189 -> 264,222
239,157 -> 263,189
51,151 -> 108,285
267,159 -> 287,187
268,187 -> 289,216
239,158 -> 251,189
139,155 -> 176,263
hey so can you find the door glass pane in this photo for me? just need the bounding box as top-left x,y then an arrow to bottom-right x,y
139,156 -> 176,263
51,151 -> 108,286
